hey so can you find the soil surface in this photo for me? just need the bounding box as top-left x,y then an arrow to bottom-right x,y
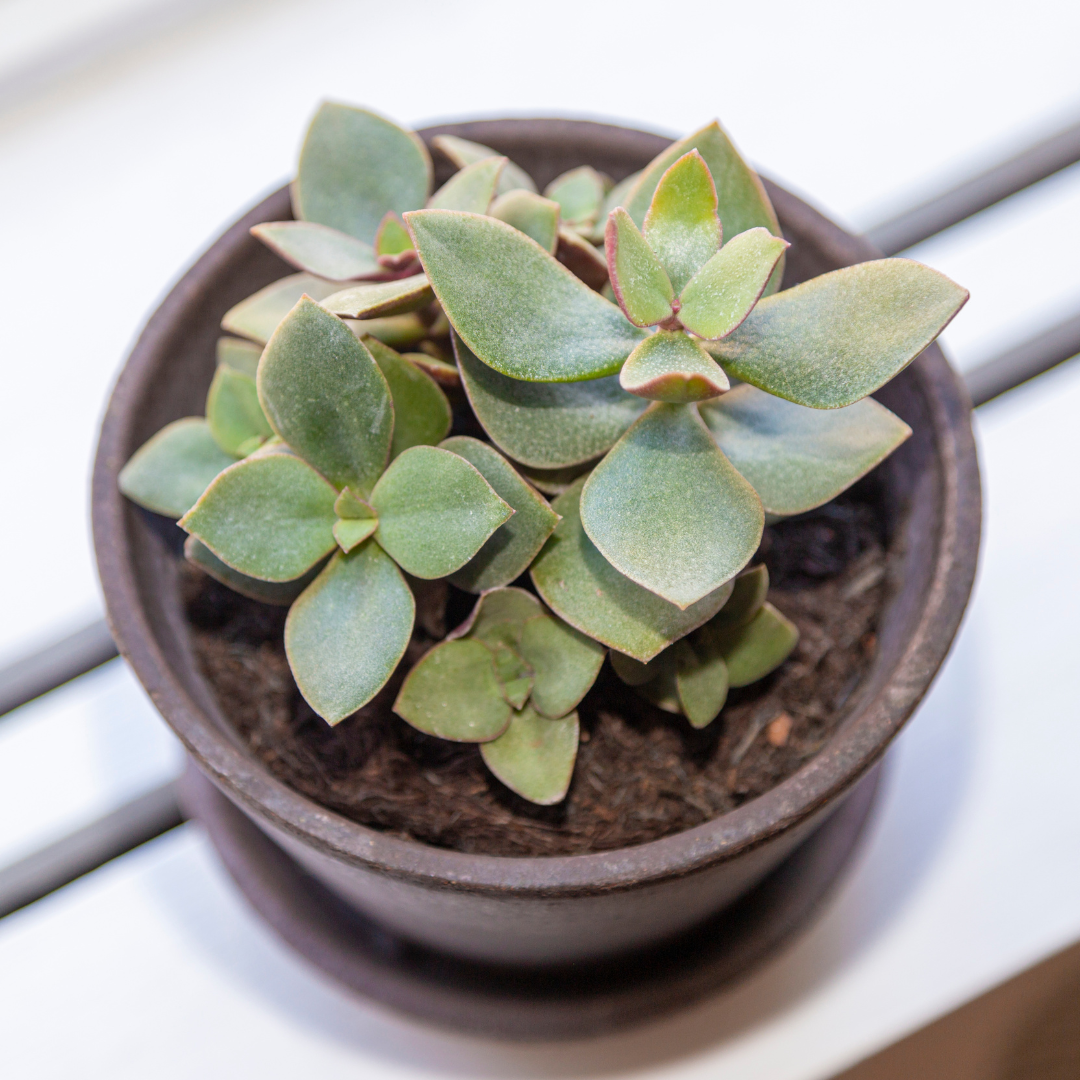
185,485 -> 892,857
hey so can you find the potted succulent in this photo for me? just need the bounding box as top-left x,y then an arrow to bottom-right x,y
95,103 -> 979,1035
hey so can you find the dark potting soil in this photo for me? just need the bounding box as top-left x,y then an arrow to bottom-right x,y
184,487 -> 892,857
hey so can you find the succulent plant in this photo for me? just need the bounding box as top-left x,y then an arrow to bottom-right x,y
119,101 -> 968,805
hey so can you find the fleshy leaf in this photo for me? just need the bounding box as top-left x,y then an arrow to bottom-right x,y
580,404 -> 763,608
333,488 -> 375,519
184,535 -> 325,606
221,274 -> 343,346
258,297 -> 393,495
519,614 -> 605,718
555,228 -> 609,292
295,102 -> 432,243
205,365 -> 273,456
453,586 -> 543,643
403,351 -> 459,387
609,649 -> 660,686
674,640 -> 729,729
491,645 -> 534,709
333,517 -> 378,553
709,564 -> 769,629
347,313 -> 428,349
513,460 -> 594,496
320,274 -> 433,319
250,222 -> 380,281
708,260 -> 969,408
678,228 -> 789,340
375,212 -> 413,256
364,338 -> 452,459
489,190 -> 560,254
431,134 -> 536,195
544,166 -> 607,231
480,705 -> 579,805
623,121 -> 783,294
531,477 -> 735,662
427,156 -> 505,213
119,418 -> 236,518
699,384 -> 912,515
286,542 -> 415,724
407,210 -> 647,382
440,436 -> 560,593
394,638 -> 510,741
699,602 -> 798,687
642,150 -> 722,294
216,336 -> 262,378
370,446 -> 514,578
605,208 -> 673,327
587,169 -> 642,242
180,453 -> 338,582
634,652 -> 681,713
618,330 -> 730,403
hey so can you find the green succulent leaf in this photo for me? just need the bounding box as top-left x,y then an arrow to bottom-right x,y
489,189 -> 560,254
674,640 -> 729,729
609,649 -> 661,686
699,601 -> 798,687
513,460 -> 595,496
394,638 -> 511,741
678,227 -> 789,340
221,274 -> 344,346
634,651 -> 682,713
250,222 -> 380,281
439,436 -> 560,593
587,169 -> 643,242
320,274 -> 433,320
642,150 -> 722,294
286,541 -> 415,724
709,564 -> 769,629
519,614 -> 605,718
580,404 -> 763,609
295,102 -> 432,243
375,212 -> 414,256
348,313 -> 428,349
407,209 -> 647,382
370,445 -> 513,578
618,330 -> 730,403
699,384 -> 912,515
119,418 -> 236,518
205,365 -> 273,457
605,207 -> 674,327
707,259 -> 969,409
333,516 -> 378,553
184,535 -> 326,606
455,334 -> 645,468
544,166 -> 607,231
455,586 -> 543,643
180,453 -> 338,581
427,156 -> 505,213
554,227 -> 609,292
216,336 -> 262,378
431,134 -> 537,195
258,297 -> 393,496
404,351 -> 459,386
364,338 -> 452,459
491,645 -> 534,709
623,121 -> 783,294
480,704 -> 579,805
531,477 -> 735,662
333,488 -> 375,519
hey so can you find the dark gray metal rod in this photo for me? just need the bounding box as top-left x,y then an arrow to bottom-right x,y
866,117 -> 1080,255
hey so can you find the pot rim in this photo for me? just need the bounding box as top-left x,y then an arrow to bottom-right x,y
92,117 -> 981,897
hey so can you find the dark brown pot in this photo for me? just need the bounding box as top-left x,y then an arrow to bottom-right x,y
92,120 -> 980,973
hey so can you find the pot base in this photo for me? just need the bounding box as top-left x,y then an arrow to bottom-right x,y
179,760 -> 882,1041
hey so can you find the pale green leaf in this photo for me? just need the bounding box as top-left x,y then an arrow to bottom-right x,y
490,645 -> 534,709
709,564 -> 769,629
605,207 -> 673,327
678,227 -> 789,340
427,156 -> 504,213
394,638 -> 510,741
703,601 -> 798,687
580,404 -> 763,608
320,274 -> 433,320
250,221 -> 380,281
455,333 -> 645,468
119,418 -> 235,518
699,383 -> 912,514
407,209 -> 647,382
180,453 -> 338,581
440,436 -> 560,593
519,614 -> 605,718
184,535 -> 325,606
258,297 -> 393,496
454,586 -> 543,643
544,166 -> 607,230
642,150 -> 721,294
333,517 -> 378,553
489,189 -> 560,253
707,259 -> 969,408
365,338 -> 452,459
205,365 -> 273,457
431,134 -> 537,195
609,649 -> 660,686
480,704 -> 579,804
346,312 -> 428,349
403,351 -> 459,387
618,330 -> 730,403
586,169 -> 642,242
286,541 -> 415,724
555,227 -> 609,292
375,212 -> 413,256
370,445 -> 514,578
333,488 -> 375,519
674,640 -> 729,728
221,274 -> 343,346
216,336 -> 262,378
295,102 -> 431,243
531,477 -> 735,662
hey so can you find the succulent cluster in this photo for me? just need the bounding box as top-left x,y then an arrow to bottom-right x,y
120,102 -> 967,805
